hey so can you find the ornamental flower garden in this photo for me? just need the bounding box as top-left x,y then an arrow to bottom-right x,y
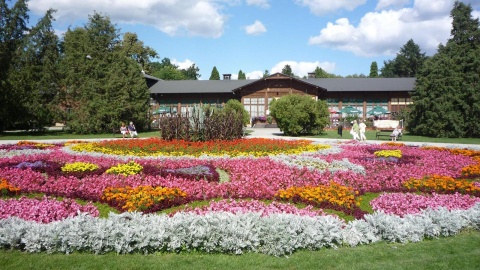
0,138 -> 479,256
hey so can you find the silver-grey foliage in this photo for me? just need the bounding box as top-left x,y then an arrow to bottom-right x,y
0,204 -> 479,256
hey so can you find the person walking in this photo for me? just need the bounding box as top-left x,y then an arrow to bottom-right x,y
359,120 -> 367,141
350,120 -> 360,141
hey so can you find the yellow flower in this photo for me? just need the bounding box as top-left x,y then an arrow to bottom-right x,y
61,162 -> 99,173
105,161 -> 143,176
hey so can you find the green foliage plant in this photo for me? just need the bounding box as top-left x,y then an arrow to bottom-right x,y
269,94 -> 329,136
223,99 -> 250,126
158,104 -> 244,141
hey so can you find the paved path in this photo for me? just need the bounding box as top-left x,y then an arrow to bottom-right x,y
1,127 -> 479,149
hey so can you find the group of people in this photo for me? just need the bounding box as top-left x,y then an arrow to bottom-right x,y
350,119 -> 401,142
350,120 -> 367,141
120,122 -> 138,139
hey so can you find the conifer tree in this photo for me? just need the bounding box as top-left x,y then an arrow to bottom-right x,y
10,8 -> 61,130
209,66 -> 220,80
0,0 -> 29,131
369,62 -> 378,77
59,12 -> 150,133
238,70 -> 246,80
408,1 -> 480,138
281,64 -> 294,77
380,39 -> 427,78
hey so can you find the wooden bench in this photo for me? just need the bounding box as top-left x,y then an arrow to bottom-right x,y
112,128 -> 120,137
375,129 -> 402,140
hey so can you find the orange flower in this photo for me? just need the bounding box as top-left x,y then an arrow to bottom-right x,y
276,182 -> 361,209
102,186 -> 187,212
0,178 -> 21,196
403,174 -> 480,195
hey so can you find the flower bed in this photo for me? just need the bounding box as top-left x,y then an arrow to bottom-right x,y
0,138 -> 479,256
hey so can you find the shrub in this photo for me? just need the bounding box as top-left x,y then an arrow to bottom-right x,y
269,94 -> 329,136
223,99 -> 250,126
158,104 -> 245,141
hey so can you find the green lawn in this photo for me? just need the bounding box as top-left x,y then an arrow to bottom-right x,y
310,130 -> 480,145
1,230 -> 479,270
0,130 -> 161,140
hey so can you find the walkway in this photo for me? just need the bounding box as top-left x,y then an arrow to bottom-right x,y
1,127 -> 479,149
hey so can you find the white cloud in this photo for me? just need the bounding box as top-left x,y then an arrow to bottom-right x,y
28,0 -> 226,38
376,0 -> 410,10
246,0 -> 270,9
171,59 -> 195,69
245,70 -> 264,79
294,0 -> 367,16
270,61 -> 336,78
245,20 -> 267,35
308,0 -> 458,57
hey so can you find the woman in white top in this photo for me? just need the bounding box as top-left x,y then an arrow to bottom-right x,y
359,120 -> 367,141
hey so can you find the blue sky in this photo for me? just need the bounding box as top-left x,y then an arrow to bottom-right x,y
26,0 -> 480,80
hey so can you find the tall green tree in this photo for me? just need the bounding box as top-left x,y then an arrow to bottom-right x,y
59,12 -> 150,133
369,61 -> 378,77
9,8 -> 61,130
313,66 -> 338,78
238,70 -> 246,80
281,64 -> 294,77
380,39 -> 427,77
209,66 -> 220,80
408,1 -> 480,138
182,64 -> 200,80
0,0 -> 30,131
262,69 -> 270,78
120,32 -> 157,74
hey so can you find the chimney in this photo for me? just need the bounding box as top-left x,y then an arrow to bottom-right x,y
223,74 -> 231,80
307,72 -> 315,79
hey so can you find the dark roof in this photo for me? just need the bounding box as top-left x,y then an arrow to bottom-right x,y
149,79 -> 255,94
142,73 -> 162,81
302,78 -> 416,92
147,74 -> 416,94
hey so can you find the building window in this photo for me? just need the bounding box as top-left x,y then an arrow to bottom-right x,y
244,97 -> 265,118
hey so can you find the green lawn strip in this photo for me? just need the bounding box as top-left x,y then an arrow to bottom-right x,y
1,230 -> 479,270
0,130 -> 161,140
308,130 -> 480,145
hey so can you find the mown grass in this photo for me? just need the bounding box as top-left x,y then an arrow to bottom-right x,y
311,130 -> 480,145
0,130 -> 161,140
1,230 -> 479,270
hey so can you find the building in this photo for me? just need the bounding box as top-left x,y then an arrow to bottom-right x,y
147,73 -> 415,120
